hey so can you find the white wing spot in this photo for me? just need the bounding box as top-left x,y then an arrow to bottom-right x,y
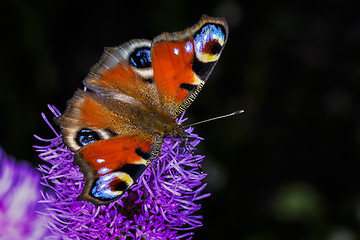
185,41 -> 193,53
97,159 -> 105,163
98,167 -> 111,175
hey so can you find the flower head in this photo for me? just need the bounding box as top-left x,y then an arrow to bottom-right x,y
35,105 -> 210,240
0,147 -> 58,240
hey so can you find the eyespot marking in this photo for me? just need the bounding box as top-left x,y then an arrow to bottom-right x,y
76,128 -> 100,147
90,172 -> 133,200
129,47 -> 151,68
194,23 -> 226,63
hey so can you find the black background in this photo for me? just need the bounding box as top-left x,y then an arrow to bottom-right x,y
1,0 -> 360,239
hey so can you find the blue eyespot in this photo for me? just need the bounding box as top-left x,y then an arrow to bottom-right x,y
129,47 -> 151,68
91,173 -> 129,200
76,128 -> 100,147
194,24 -> 226,55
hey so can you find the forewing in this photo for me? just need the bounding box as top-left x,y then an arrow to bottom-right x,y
151,15 -> 228,117
84,39 -> 161,109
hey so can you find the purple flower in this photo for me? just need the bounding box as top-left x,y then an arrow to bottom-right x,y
35,105 -> 210,240
0,147 -> 59,240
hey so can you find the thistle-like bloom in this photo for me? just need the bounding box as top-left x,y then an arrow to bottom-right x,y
35,105 -> 210,240
0,147 -> 58,240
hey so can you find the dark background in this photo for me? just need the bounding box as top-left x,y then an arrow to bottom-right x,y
1,0 -> 360,239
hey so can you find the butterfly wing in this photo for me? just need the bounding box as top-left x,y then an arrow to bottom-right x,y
56,15 -> 228,206
151,15 -> 228,117
75,133 -> 162,206
57,37 -> 171,205
84,39 -> 161,109
57,90 -> 163,205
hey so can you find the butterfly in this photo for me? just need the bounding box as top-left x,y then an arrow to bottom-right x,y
56,15 -> 228,206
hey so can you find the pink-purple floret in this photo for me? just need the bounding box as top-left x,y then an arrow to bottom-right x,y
0,147 -> 58,240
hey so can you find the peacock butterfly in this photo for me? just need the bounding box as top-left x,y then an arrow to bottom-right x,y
56,15 -> 228,206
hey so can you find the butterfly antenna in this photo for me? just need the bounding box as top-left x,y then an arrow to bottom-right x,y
184,110 -> 244,128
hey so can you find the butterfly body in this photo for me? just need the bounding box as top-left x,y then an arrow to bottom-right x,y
56,15 -> 228,206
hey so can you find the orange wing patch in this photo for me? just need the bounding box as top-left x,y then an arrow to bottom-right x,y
79,91 -> 121,129
151,40 -> 202,110
96,63 -> 137,92
78,135 -> 154,178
